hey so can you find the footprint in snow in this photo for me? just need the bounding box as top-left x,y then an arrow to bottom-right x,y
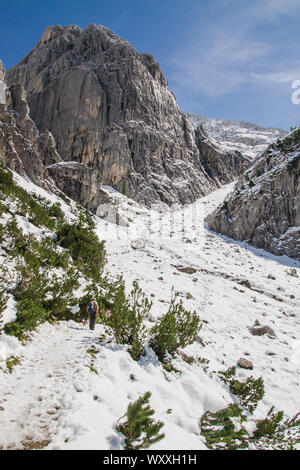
73,382 -> 87,393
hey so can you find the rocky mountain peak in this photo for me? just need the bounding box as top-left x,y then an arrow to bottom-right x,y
6,24 -> 249,209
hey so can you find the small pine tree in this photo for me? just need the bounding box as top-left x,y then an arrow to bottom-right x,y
42,267 -> 80,320
253,407 -> 284,439
56,221 -> 107,282
250,408 -> 300,450
107,279 -> 151,361
201,404 -> 249,450
229,376 -> 264,414
150,292 -> 201,362
116,391 -> 165,450
218,366 -> 264,415
5,297 -> 49,340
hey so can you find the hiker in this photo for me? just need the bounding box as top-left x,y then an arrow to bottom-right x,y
86,298 -> 99,330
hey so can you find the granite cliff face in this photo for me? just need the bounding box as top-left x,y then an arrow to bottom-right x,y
0,61 -> 110,212
7,24 -> 249,208
0,59 -> 58,191
206,129 -> 300,259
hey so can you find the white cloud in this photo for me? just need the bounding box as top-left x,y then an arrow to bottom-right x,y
252,66 -> 300,84
169,27 -> 272,96
168,0 -> 300,97
256,0 -> 300,19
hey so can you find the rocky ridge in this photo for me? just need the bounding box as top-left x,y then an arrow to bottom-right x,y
187,113 -> 288,160
206,128 -> 300,259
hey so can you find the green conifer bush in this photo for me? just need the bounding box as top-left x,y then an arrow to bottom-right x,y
229,376 -> 264,414
149,292 -> 201,362
200,404 -> 249,450
106,279 -> 151,361
56,222 -> 106,281
252,407 -> 300,450
116,391 -> 165,450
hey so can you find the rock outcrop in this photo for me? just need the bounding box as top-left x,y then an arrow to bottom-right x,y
0,61 -> 110,211
7,24 -> 249,208
47,161 -> 110,213
206,128 -> 300,259
0,59 -> 59,191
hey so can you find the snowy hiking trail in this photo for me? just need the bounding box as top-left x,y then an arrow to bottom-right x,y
0,180 -> 300,450
0,320 -> 227,450
0,322 -> 102,449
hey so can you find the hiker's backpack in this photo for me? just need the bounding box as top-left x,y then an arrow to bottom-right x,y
88,301 -> 96,314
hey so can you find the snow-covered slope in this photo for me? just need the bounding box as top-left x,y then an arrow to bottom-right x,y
0,172 -> 299,450
187,113 -> 288,160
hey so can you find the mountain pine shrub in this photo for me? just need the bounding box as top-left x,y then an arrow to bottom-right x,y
201,404 -> 300,450
218,365 -> 237,382
253,407 -> 284,440
252,407 -> 300,450
4,297 -> 49,340
42,267 -> 80,320
5,356 -> 21,373
218,366 -> 264,414
105,279 -> 151,361
149,292 -> 201,362
0,161 -> 64,230
229,376 -> 264,414
56,221 -> 106,281
0,160 -> 14,191
33,237 -> 70,270
116,391 -> 165,450
200,404 -> 249,450
4,264 -> 79,339
4,217 -> 30,255
11,256 -> 45,302
3,231 -> 79,338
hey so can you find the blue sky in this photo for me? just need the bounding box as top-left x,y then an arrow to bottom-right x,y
1,0 -> 300,130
